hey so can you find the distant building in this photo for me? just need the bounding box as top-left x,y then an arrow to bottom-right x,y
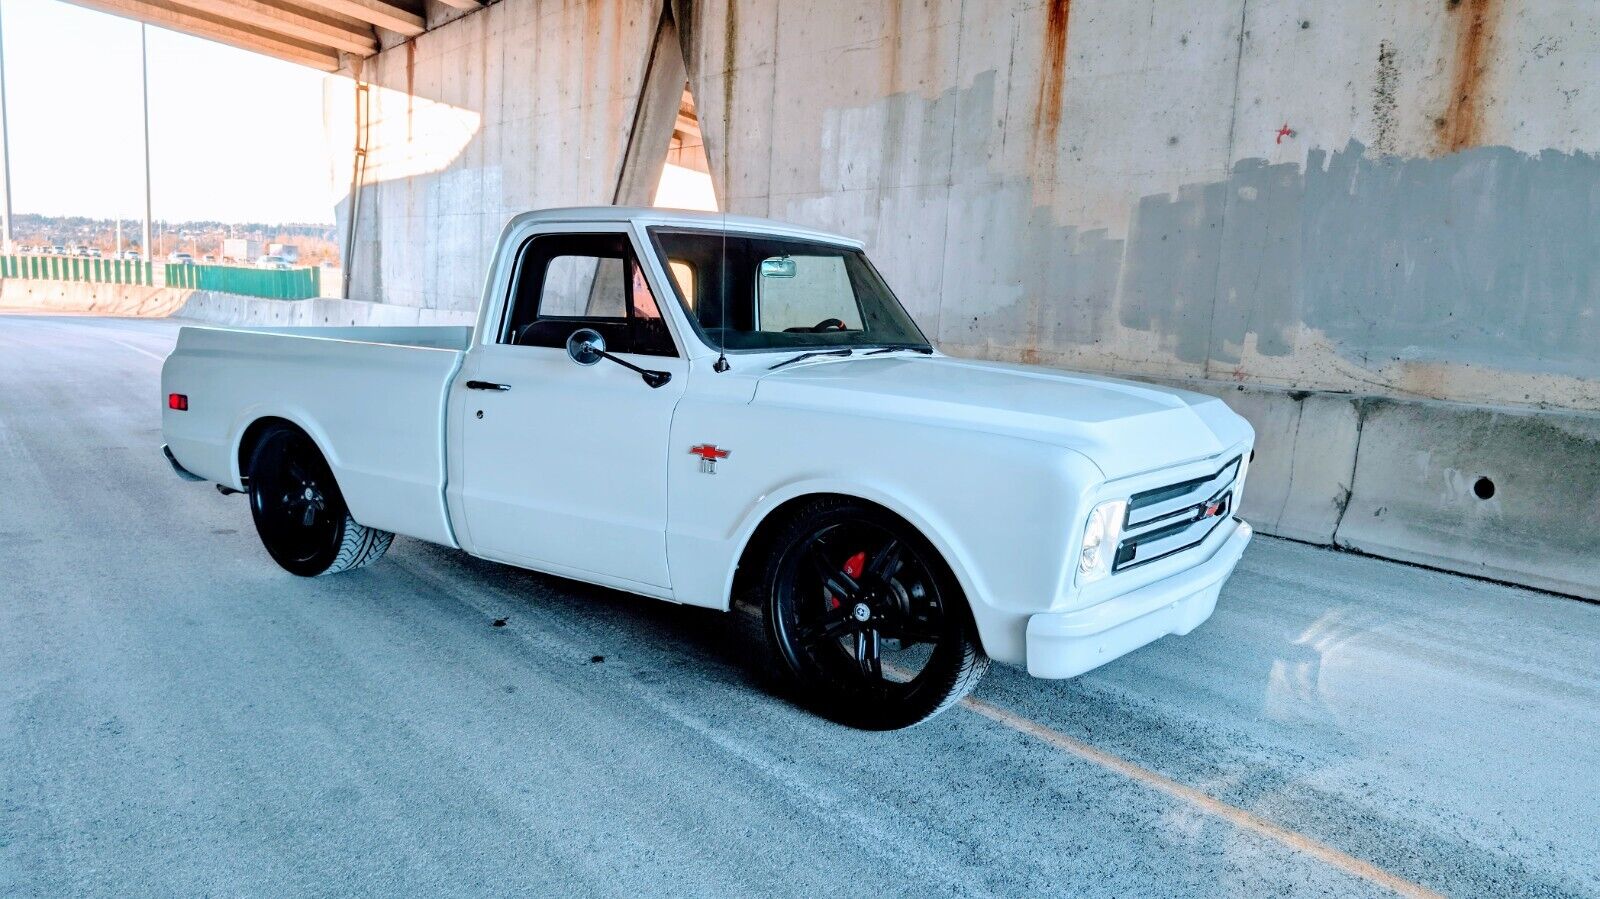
222,238 -> 261,262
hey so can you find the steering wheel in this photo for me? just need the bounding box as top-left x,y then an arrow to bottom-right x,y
781,318 -> 851,334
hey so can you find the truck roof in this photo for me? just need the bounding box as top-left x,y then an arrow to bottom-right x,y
505,206 -> 865,250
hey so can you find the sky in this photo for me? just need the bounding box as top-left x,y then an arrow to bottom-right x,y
1,0 -> 335,224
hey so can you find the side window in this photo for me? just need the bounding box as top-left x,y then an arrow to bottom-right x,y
629,260 -> 673,354
541,255 -> 626,318
503,233 -> 676,357
668,260 -> 697,310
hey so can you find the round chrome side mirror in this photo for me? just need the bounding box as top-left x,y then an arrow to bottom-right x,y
566,328 -> 606,366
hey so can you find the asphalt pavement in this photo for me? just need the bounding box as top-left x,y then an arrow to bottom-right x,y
2,314 -> 1597,898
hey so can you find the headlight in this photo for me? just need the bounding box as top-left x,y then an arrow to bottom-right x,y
1077,499 -> 1127,584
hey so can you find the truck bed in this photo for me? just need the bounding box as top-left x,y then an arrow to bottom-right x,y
161,325 -> 470,547
222,325 -> 476,352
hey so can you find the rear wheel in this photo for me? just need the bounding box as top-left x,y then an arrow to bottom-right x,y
246,425 -> 392,577
757,498 -> 988,730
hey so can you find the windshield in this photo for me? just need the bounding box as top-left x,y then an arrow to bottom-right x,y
647,227 -> 929,352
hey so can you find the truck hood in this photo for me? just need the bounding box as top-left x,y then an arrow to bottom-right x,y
752,354 -> 1251,480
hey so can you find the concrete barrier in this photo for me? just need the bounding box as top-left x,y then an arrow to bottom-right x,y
1147,376 -> 1600,602
1166,382 -> 1362,545
172,291 -> 474,327
0,279 -> 190,317
0,279 -> 474,328
1335,400 -> 1600,601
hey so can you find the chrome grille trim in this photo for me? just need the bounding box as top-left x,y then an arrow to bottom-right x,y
1114,455 -> 1241,573
1124,457 -> 1241,528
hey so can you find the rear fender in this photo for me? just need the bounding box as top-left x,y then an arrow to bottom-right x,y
228,405 -> 342,494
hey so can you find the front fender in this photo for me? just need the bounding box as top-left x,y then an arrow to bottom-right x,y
665,400 -> 1103,665
718,476 -> 982,618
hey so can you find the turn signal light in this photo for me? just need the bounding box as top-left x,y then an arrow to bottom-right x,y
168,393 -> 188,411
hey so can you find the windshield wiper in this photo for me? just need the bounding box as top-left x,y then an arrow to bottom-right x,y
863,344 -> 934,356
768,348 -> 853,370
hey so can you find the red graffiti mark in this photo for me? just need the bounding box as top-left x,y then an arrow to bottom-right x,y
1275,123 -> 1295,144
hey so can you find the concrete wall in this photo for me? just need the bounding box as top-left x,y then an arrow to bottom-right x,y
677,0 -> 1600,410
321,0 -> 1600,599
328,0 -> 665,313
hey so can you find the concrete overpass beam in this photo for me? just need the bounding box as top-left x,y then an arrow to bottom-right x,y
162,0 -> 378,56
295,0 -> 423,37
64,0 -> 341,70
614,8 -> 687,206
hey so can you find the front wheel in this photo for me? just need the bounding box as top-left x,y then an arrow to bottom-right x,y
246,425 -> 393,577
757,498 -> 989,730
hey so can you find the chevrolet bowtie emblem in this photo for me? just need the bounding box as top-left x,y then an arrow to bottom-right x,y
689,444 -> 730,474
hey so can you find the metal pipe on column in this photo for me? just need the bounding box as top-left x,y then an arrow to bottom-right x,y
0,1 -> 16,256
340,80 -> 369,299
141,24 -> 153,263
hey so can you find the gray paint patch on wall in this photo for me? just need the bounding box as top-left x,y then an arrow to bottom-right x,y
1118,180 -> 1231,367
1213,141 -> 1600,379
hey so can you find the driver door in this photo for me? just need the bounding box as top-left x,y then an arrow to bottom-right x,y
451,227 -> 686,590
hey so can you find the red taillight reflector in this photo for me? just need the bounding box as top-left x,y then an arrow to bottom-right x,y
168,393 -> 188,411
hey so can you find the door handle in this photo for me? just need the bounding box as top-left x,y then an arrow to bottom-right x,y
465,380 -> 511,391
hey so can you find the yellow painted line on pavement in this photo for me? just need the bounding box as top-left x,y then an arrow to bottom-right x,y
958,694 -> 1445,899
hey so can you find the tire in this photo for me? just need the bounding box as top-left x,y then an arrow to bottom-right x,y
245,424 -> 393,577
752,497 -> 989,730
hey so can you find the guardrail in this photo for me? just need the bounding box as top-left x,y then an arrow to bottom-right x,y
0,255 -> 321,300
2,255 -> 154,285
164,263 -> 321,300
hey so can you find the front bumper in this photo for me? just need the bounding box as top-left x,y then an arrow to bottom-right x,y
1025,519 -> 1251,678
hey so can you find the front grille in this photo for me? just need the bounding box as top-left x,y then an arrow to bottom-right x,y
1113,456 -> 1241,572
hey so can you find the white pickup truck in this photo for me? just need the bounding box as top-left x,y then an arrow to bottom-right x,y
162,207 -> 1254,729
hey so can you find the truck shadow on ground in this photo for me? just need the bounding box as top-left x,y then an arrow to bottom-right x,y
368,535 -> 1587,899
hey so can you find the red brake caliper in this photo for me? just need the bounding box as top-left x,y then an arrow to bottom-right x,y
828,551 -> 868,609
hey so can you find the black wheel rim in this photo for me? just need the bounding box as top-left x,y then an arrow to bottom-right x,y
250,431 -> 341,566
776,520 -> 948,694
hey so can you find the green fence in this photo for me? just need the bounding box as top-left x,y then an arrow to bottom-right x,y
0,254 -> 321,300
1,255 -> 154,285
164,263 -> 321,300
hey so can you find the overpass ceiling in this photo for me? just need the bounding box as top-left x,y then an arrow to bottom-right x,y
62,0 -> 477,71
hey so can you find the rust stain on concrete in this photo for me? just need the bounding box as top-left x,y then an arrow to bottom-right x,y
608,0 -> 629,164
884,0 -> 904,92
1032,0 -> 1071,144
721,0 -> 738,201
1437,0 -> 1498,153
575,0 -> 605,190
404,40 -> 416,143
1022,0 -> 1072,362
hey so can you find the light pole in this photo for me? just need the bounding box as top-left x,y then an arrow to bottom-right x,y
0,0 -> 16,256
140,24 -> 153,263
